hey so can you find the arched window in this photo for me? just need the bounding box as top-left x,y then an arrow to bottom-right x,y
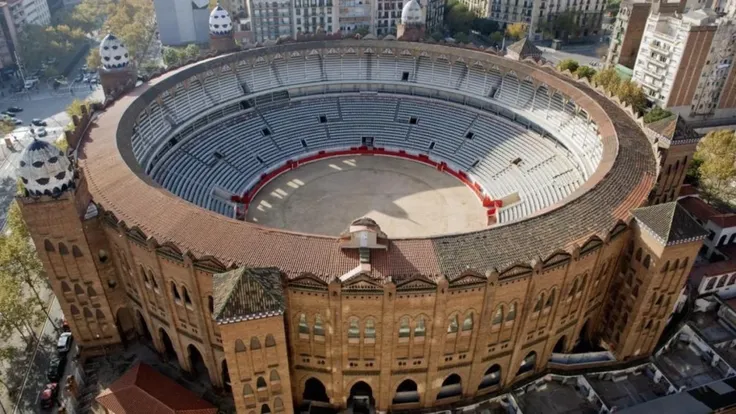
250,337 -> 261,350
478,364 -> 501,389
492,306 -> 504,325
171,282 -> 181,301
273,397 -> 284,412
447,315 -> 459,333
569,279 -> 579,297
348,318 -> 360,339
364,319 -> 376,339
298,314 -> 309,334
208,296 -> 214,314
58,243 -> 69,255
235,339 -> 247,352
74,284 -> 84,295
507,303 -> 517,321
462,313 -> 473,331
72,246 -> 83,258
83,307 -> 93,319
534,294 -> 544,312
681,258 -> 688,269
61,281 -> 71,292
414,318 -> 426,337
661,261 -> 670,273
243,383 -> 254,396
265,334 -> 276,347
399,317 -> 410,338
261,404 -> 271,414
270,370 -> 280,383
579,276 -> 587,293
673,259 -> 680,270
314,315 -> 325,336
632,285 -> 639,297
70,305 -> 79,315
393,379 -> 419,404
150,272 -> 159,289
644,320 -> 652,330
256,377 -> 267,390
95,309 -> 106,320
635,248 -> 642,261
437,374 -> 462,399
643,255 -> 651,269
545,289 -> 556,308
627,242 -> 634,256
517,351 -> 537,375
655,295 -> 663,306
182,287 -> 192,305
44,240 -> 54,252
717,276 -> 728,288
87,286 -> 97,297
141,266 -> 150,284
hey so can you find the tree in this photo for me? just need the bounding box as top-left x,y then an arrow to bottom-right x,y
0,274 -> 43,347
102,0 -> 157,63
575,65 -> 596,81
184,43 -> 201,60
66,99 -> 88,119
17,24 -> 87,73
592,67 -> 621,94
538,11 -> 579,40
163,47 -> 183,67
86,50 -> 102,71
430,31 -> 444,41
55,137 -> 69,152
557,59 -> 579,73
615,80 -> 647,113
643,106 -> 673,123
445,0 -> 475,35
354,26 -> 371,36
471,18 -> 498,36
0,120 -> 15,137
70,0 -> 113,33
0,233 -> 59,333
489,31 -> 504,45
454,32 -> 470,44
694,130 -> 736,206
505,23 -> 527,40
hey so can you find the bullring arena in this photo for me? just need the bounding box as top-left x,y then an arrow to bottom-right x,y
18,36 -> 707,414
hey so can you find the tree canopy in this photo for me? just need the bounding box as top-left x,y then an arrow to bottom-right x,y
445,0 -> 475,35
694,130 -> 736,207
163,44 -> 202,67
488,31 -> 504,46
615,80 -> 647,113
592,67 -> 621,94
557,59 -> 579,73
18,24 -> 87,72
505,23 -> 527,40
643,106 -> 673,123
575,65 -> 596,81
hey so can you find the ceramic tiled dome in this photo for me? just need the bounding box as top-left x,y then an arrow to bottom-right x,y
209,5 -> 233,35
17,140 -> 74,197
99,33 -> 130,70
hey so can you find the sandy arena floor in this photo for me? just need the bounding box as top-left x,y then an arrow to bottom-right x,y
246,155 -> 488,237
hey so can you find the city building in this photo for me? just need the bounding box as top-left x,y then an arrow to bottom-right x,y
153,0 -> 210,46
480,0 -> 607,41
15,24 -> 708,414
248,0 -> 292,42
631,9 -> 736,122
293,0 -> 335,36
679,195 -> 736,259
0,1 -> 20,68
21,0 -> 49,25
606,0 -> 687,69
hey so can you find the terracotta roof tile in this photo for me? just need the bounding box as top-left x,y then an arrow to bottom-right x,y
95,363 -> 217,414
213,267 -> 284,324
632,202 -> 708,245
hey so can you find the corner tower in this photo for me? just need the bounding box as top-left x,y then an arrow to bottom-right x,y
213,267 -> 294,414
15,140 -> 126,356
601,202 -> 706,359
209,4 -> 237,53
98,33 -> 137,99
397,0 -> 425,42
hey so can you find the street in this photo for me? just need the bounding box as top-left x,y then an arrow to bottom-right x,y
538,42 -> 608,66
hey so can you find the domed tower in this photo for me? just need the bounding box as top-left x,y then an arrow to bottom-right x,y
209,4 -> 237,53
98,32 -> 137,99
15,140 -> 127,357
397,0 -> 425,42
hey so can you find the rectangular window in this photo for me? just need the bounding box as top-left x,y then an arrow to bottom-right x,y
465,131 -> 475,139
261,127 -> 271,136
409,116 -> 418,124
213,151 -> 223,159
402,71 -> 410,81
256,156 -> 264,164
429,141 -> 435,150
319,115 -> 327,123
301,139 -> 307,148
472,159 -> 480,168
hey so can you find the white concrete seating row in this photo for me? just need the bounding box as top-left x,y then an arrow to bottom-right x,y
150,94 -> 584,224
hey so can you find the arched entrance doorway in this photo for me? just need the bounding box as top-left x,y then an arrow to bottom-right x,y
221,360 -> 231,393
115,307 -> 136,342
553,335 -> 567,353
437,374 -> 462,400
187,344 -> 211,385
478,365 -> 501,390
393,379 -> 419,405
348,381 -> 373,414
159,328 -> 178,363
303,377 -> 329,403
517,351 -> 537,375
136,311 -> 152,341
573,319 -> 599,353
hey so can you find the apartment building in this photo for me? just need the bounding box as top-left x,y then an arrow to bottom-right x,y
293,0 -> 336,34
480,0 -> 606,40
153,0 -> 210,46
631,9 -> 736,122
22,0 -> 49,25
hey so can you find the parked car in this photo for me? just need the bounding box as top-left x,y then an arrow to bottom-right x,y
74,73 -> 84,82
46,355 -> 66,382
39,383 -> 58,410
31,118 -> 47,127
36,127 -> 47,137
57,332 -> 73,355
10,118 -> 21,125
6,106 -> 22,113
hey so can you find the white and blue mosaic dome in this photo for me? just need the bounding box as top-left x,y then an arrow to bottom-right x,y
209,5 -> 233,35
99,33 -> 130,70
17,140 -> 74,197
401,0 -> 423,25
